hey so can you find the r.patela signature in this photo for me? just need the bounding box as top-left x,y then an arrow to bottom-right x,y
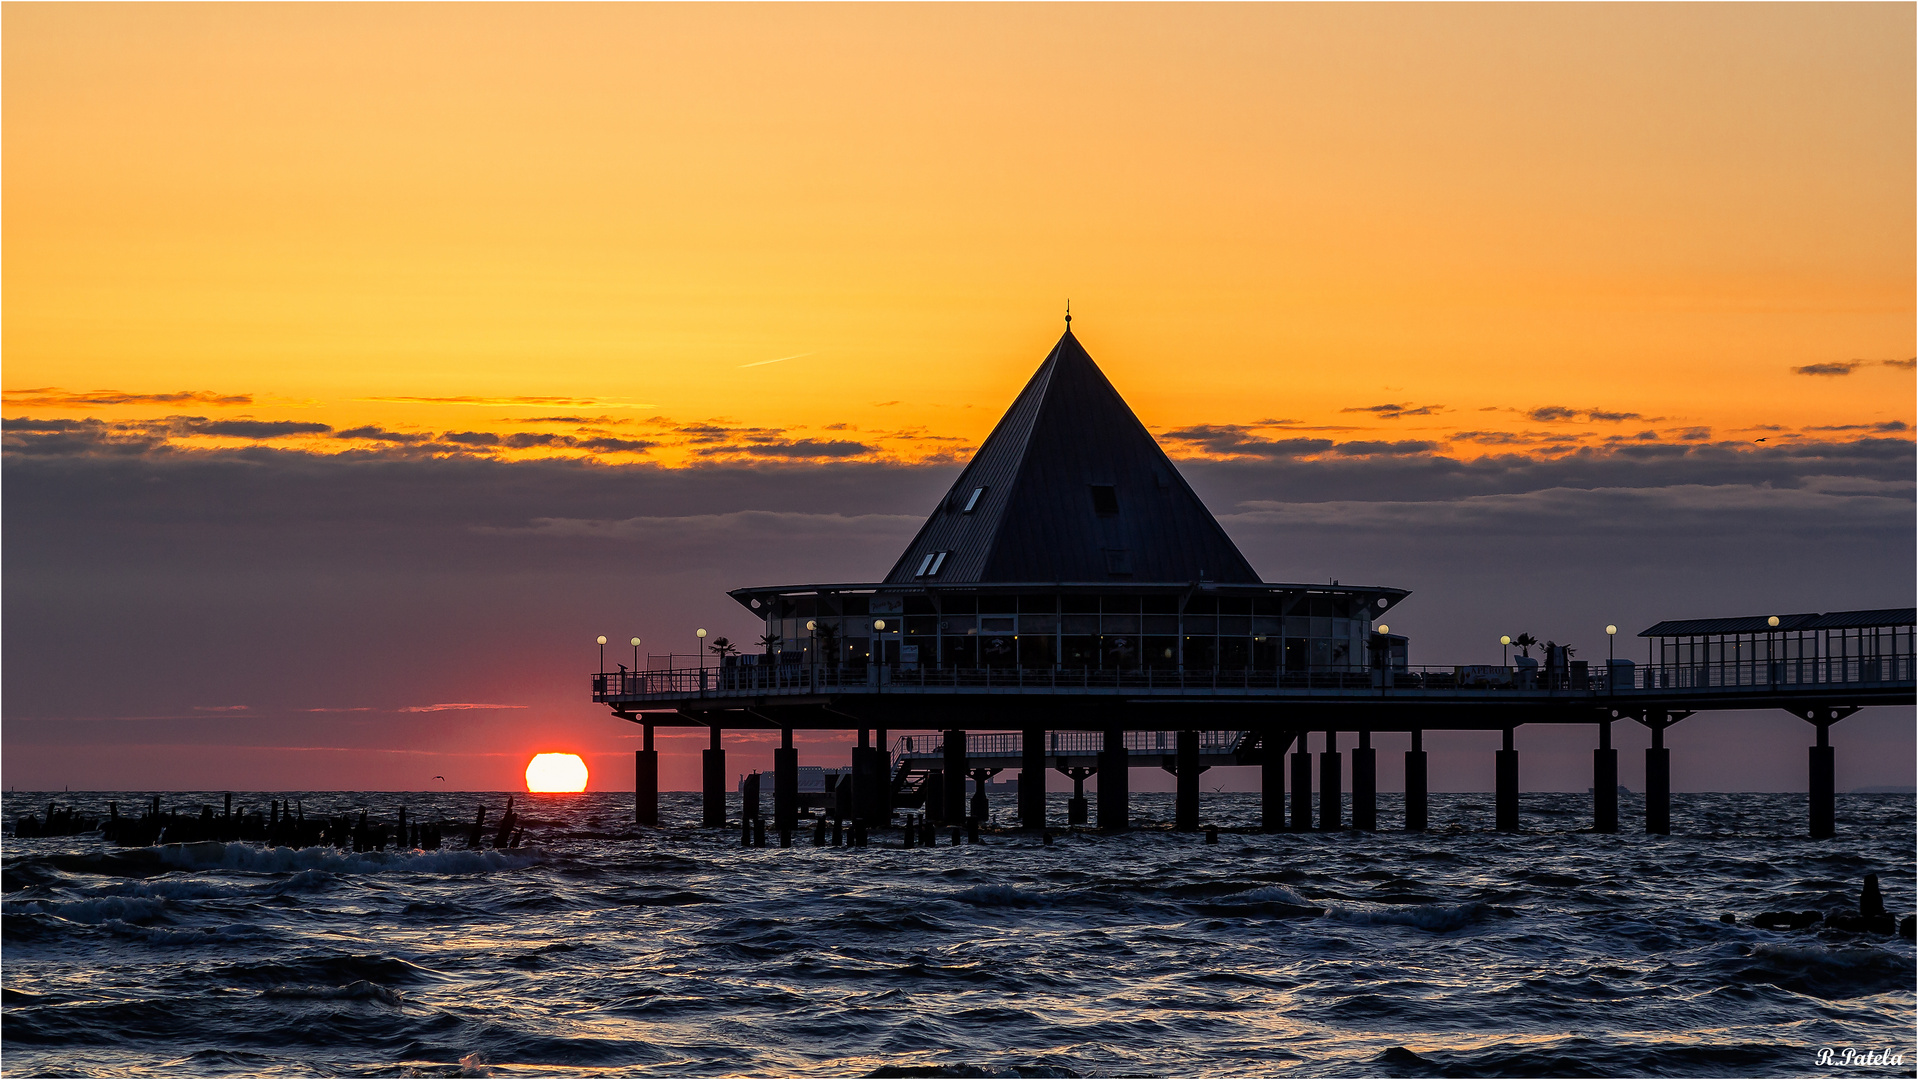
1816,1048 -> 1907,1067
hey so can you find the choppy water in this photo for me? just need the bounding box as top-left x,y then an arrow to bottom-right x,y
3,791 -> 1914,1078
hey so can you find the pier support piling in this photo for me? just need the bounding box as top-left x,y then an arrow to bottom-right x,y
943,730 -> 968,824
969,769 -> 993,823
742,771 -> 761,822
1290,743 -> 1312,832
1352,731 -> 1376,831
924,771 -> 946,824
1319,731 -> 1342,831
1645,721 -> 1670,835
1174,729 -> 1202,832
1594,720 -> 1617,834
702,726 -> 727,827
851,729 -> 871,827
1405,729 -> 1427,832
1020,728 -> 1047,830
635,724 -> 659,826
1495,727 -> 1519,832
1810,723 -> 1835,839
774,728 -> 799,833
1261,731 -> 1291,832
1059,766 -> 1092,825
1098,728 -> 1129,832
875,727 -> 891,827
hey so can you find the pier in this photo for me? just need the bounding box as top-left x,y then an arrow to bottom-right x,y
594,328 -> 1915,840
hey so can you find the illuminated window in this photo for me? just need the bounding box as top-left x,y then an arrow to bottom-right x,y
962,487 -> 986,513
917,550 -> 950,577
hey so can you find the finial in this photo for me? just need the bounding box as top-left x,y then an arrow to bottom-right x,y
1065,299 -> 1071,328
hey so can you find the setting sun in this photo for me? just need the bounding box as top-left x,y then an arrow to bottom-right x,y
525,753 -> 588,793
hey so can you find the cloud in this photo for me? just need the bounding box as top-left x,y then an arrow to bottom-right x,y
1885,358 -> 1917,370
1793,362 -> 1860,376
696,438 -> 874,459
3,388 -> 253,408
576,437 -> 658,452
1341,403 -> 1440,419
1332,440 -> 1440,456
395,703 -> 528,713
441,431 -> 502,446
192,420 -> 332,439
1526,406 -> 1650,423
1160,425 -> 1336,458
360,395 -> 653,407
1808,421 -> 1911,433
500,510 -> 923,545
335,426 -> 434,444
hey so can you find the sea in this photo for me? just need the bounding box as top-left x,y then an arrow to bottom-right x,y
3,791 -> 1913,1078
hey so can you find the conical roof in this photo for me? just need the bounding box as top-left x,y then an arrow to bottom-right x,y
884,329 -> 1262,585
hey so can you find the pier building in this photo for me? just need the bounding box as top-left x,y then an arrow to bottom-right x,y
597,326 -> 1915,842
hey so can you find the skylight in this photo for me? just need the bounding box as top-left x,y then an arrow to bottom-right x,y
962,487 -> 986,513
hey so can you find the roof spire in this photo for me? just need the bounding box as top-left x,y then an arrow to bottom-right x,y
1064,299 -> 1071,329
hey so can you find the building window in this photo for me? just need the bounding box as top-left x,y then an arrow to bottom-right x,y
962,487 -> 986,513
917,550 -> 950,577
1089,484 -> 1119,515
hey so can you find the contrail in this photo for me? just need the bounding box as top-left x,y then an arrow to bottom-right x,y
739,352 -> 813,369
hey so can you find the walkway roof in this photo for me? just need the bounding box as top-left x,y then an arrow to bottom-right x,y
1638,608 -> 1916,637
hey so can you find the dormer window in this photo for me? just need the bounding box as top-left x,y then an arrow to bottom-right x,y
1090,484 -> 1119,515
962,487 -> 986,513
916,550 -> 950,577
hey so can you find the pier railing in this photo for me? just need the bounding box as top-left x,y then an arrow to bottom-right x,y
593,651 -> 1913,702
890,730 -> 1243,760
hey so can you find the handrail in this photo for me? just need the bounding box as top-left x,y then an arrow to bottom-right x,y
889,730 -> 1241,759
591,652 -> 1916,702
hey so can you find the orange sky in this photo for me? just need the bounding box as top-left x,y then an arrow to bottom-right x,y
5,3 -> 1913,464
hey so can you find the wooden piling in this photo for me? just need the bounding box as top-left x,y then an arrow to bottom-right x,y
1352,732 -> 1376,831
1809,725 -> 1835,839
1594,721 -> 1618,833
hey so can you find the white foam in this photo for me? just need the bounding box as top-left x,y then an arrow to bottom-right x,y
1229,885 -> 1315,907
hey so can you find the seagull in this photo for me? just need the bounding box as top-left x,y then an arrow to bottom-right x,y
433,776 -> 446,782
1754,437 -> 1768,443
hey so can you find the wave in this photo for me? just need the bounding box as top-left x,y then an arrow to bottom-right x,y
948,884 -> 1049,908
16,841 -> 549,879
4,895 -> 171,925
263,980 -> 404,1006
1322,899 -> 1504,932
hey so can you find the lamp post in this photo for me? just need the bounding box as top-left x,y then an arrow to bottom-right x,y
632,637 -> 642,671
873,619 -> 885,666
1606,625 -> 1617,663
597,635 -> 607,671
806,620 -> 817,682
696,628 -> 707,672
1500,635 -> 1511,666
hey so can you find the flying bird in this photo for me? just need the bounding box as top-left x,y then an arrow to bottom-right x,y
1754,437 -> 1768,443
433,775 -> 446,782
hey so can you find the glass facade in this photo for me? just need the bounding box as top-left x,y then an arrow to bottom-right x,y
755,587 -> 1388,672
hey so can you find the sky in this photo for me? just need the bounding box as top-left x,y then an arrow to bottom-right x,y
4,4 -> 1912,795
